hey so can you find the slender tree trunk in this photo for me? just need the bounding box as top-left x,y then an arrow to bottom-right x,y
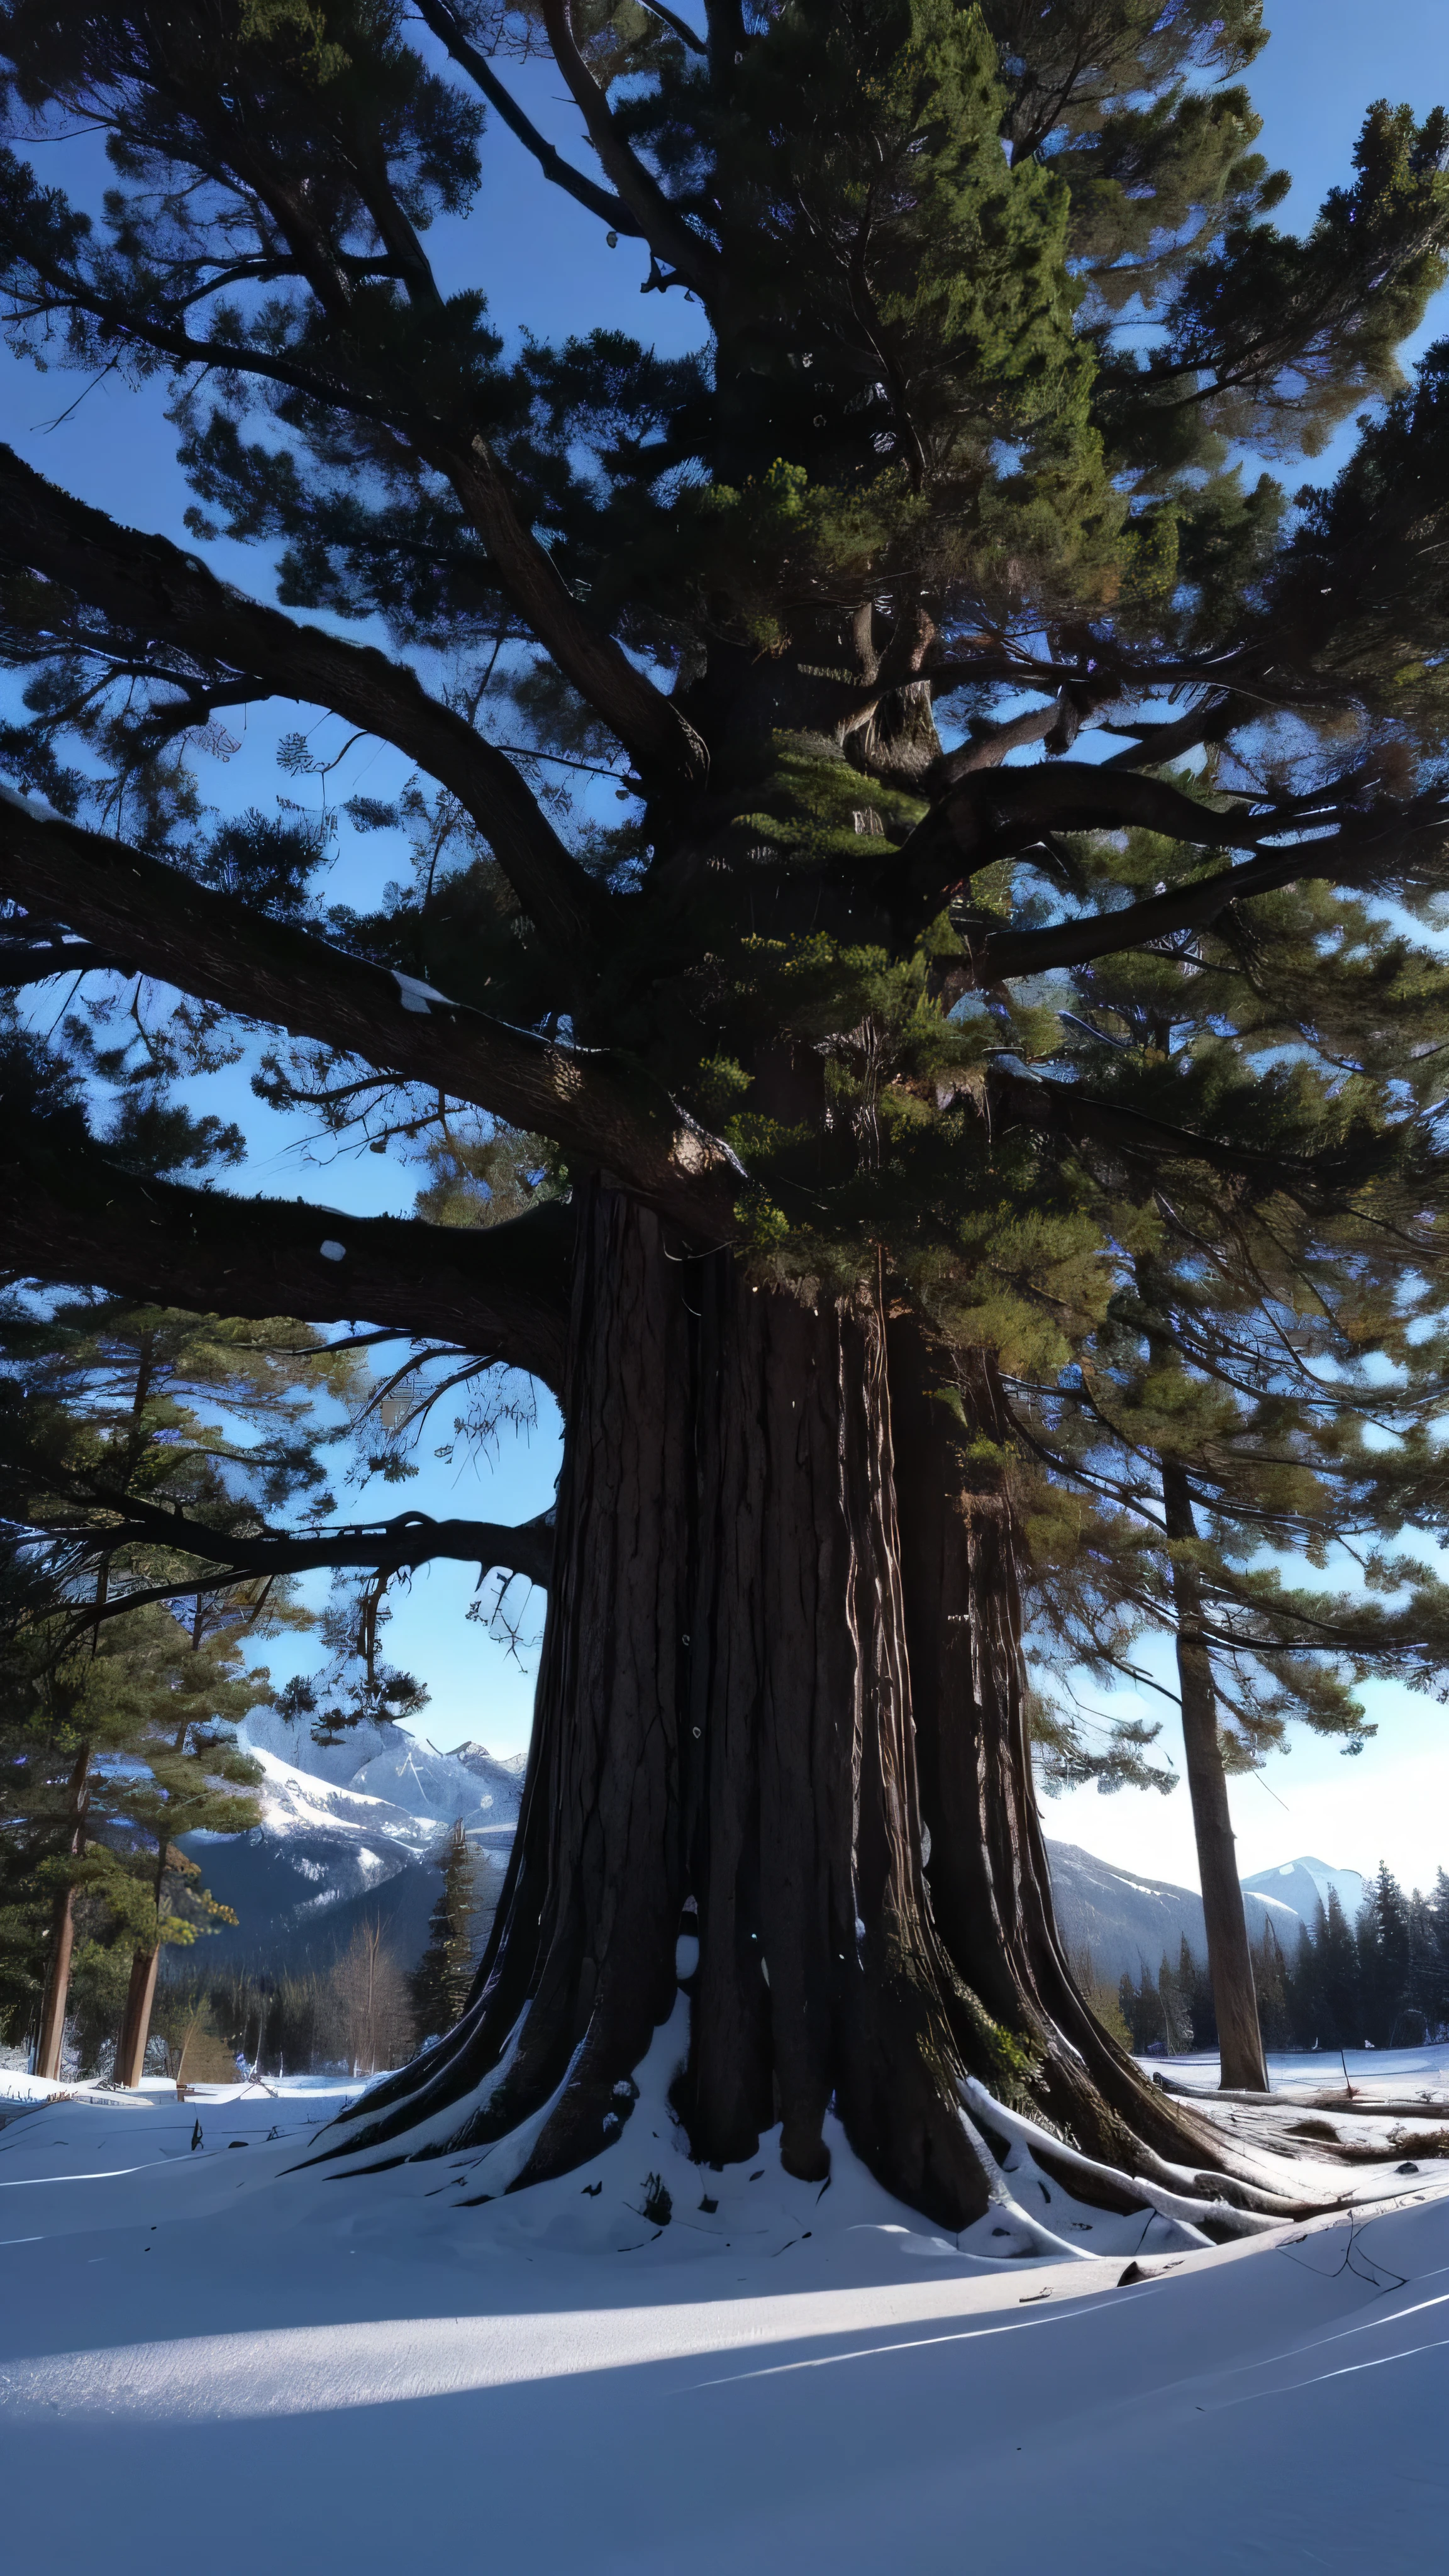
114,1944 -> 162,2089
326,1187 -> 1304,2222
114,1835 -> 170,2090
1162,1462 -> 1270,2094
33,1745 -> 90,2082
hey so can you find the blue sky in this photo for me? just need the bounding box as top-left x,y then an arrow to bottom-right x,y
6,3 -> 1449,1887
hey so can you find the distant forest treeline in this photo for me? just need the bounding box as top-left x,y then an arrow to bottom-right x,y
1118,1866 -> 1449,2058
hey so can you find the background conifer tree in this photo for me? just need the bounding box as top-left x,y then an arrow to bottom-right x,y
1015,1177 -> 1449,2084
0,1566 -> 260,2072
1,2 -> 1449,2216
410,1818 -> 482,2040
1357,1862 -> 1412,2053
102,1602 -> 264,2087
0,1267 -> 344,2065
1316,1888 -> 1363,2053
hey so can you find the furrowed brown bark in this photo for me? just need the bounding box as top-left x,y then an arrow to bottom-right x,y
314,1178 -> 691,2173
684,1250 -> 984,2218
886,1313 -> 1277,2196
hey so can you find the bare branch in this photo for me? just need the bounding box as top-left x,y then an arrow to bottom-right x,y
424,426 -> 710,781
414,0 -> 643,232
539,0 -> 724,307
47,1499 -> 557,1606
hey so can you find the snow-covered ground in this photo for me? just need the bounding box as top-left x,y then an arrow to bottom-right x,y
3,2036 -> 1448,2572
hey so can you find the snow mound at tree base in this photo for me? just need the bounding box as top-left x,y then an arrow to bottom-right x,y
3,2038 -> 1448,2573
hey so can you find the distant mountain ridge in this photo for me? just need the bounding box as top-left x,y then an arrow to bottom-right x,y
1046,1842 -> 1311,1984
189,1711 -> 1364,1993
179,1709 -> 525,1972
1240,1856 -> 1367,1928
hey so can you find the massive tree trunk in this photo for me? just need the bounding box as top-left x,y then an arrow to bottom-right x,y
325,1185 -> 1307,2224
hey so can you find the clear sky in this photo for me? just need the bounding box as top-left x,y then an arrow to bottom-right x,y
6,3 -> 1449,1890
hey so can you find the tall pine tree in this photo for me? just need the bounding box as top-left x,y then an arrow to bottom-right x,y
1,3 -> 1448,2218
0,1248 -> 352,2065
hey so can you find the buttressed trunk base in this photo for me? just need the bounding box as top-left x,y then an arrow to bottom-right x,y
324,1189 -> 1303,2225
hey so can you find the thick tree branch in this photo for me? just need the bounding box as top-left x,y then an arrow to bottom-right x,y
0,445 -> 609,957
969,833 -> 1415,985
423,428 -> 710,782
49,1499 -> 557,1607
891,758 -> 1448,964
0,800 -> 741,1235
0,936 -> 132,987
986,1065 -> 1382,1204
0,1122 -> 572,1389
414,0 -> 644,233
900,762 -> 1269,909
638,0 -> 707,46
927,671 -> 1124,787
1100,694 -> 1243,772
0,301 -> 703,784
539,0 -> 724,308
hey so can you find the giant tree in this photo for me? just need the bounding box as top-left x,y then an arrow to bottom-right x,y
2,1 -> 1449,2225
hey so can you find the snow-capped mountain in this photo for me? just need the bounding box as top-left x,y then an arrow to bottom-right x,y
192,1707 -> 1363,1989
1045,1841 -> 1301,1982
1240,1855 -> 1367,1929
179,1709 -> 526,1972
